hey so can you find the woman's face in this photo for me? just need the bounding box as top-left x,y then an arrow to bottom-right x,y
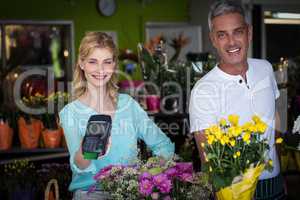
81,47 -> 115,88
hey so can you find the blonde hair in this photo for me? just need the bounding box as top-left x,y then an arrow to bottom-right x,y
72,32 -> 119,105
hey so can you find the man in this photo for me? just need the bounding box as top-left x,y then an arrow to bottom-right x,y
189,1 -> 285,199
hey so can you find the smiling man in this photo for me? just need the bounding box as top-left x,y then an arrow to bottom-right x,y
189,1 -> 285,199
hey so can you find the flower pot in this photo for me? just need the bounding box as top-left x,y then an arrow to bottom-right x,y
216,165 -> 264,200
42,128 -> 62,148
0,121 -> 13,150
146,95 -> 160,113
18,117 -> 42,149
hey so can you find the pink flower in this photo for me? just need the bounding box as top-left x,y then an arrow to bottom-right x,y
178,172 -> 193,182
139,171 -> 152,181
165,167 -> 177,178
93,165 -> 114,180
153,173 -> 172,193
139,179 -> 154,196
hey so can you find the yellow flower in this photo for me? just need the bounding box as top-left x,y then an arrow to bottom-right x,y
229,140 -> 236,147
219,118 -> 227,127
236,151 -> 241,157
268,160 -> 273,166
228,126 -> 242,137
276,138 -> 283,144
242,132 -> 251,144
209,166 -> 213,172
252,115 -> 261,124
228,114 -> 239,126
207,135 -> 215,145
256,122 -> 267,133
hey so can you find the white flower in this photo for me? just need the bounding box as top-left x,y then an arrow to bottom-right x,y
292,115 -> 300,134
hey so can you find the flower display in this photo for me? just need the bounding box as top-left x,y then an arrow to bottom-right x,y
201,114 -> 277,199
91,157 -> 212,200
21,91 -> 69,129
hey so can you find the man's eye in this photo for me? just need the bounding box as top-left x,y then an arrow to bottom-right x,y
235,30 -> 244,36
217,33 -> 226,39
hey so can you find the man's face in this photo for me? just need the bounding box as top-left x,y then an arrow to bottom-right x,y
210,13 -> 252,69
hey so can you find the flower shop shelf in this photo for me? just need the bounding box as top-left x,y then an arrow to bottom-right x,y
0,147 -> 69,165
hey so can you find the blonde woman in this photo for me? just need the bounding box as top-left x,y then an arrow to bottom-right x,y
59,32 -> 174,199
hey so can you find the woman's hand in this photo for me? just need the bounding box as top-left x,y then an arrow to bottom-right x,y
74,140 -> 91,170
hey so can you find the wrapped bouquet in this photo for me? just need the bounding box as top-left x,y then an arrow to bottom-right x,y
201,115 -> 282,200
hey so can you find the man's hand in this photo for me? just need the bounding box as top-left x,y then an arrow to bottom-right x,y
193,131 -> 207,164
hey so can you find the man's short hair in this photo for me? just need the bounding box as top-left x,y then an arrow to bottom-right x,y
208,0 -> 248,31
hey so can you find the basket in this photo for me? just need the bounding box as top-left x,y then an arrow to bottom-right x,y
44,179 -> 59,200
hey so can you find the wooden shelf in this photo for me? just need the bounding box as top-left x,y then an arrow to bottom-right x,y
0,147 -> 67,154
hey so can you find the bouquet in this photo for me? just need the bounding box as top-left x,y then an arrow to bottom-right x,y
90,157 -> 212,200
201,114 -> 282,200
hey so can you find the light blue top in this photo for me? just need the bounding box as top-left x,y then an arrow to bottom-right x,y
59,93 -> 174,191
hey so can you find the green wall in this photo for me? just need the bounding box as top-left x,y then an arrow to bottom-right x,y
0,0 -> 189,52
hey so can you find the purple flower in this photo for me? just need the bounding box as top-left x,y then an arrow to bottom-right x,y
153,173 -> 172,193
139,179 -> 154,196
139,171 -> 152,181
178,172 -> 193,182
165,167 -> 177,178
93,165 -> 114,180
175,162 -> 193,174
87,184 -> 96,194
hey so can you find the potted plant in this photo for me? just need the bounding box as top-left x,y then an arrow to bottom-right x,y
18,93 -> 44,149
0,110 -> 14,150
41,91 -> 69,148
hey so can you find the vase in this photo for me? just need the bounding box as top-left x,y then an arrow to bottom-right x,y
18,117 -> 42,149
0,121 -> 13,150
42,127 -> 62,148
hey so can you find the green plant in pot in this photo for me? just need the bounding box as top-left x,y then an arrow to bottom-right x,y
41,91 -> 69,148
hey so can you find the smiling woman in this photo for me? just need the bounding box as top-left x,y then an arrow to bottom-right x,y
59,32 -> 174,199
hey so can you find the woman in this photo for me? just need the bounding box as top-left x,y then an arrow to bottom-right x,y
59,32 -> 174,199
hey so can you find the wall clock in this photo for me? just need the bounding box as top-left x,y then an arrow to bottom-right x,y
97,0 -> 117,17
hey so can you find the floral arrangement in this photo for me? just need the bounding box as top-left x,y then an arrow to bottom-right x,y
201,115 -> 282,199
90,157 -> 212,200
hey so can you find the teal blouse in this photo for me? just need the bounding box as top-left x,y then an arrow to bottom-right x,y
59,93 -> 175,191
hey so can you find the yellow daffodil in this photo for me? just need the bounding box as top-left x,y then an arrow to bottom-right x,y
252,115 -> 261,124
276,138 -> 283,144
256,122 -> 267,133
207,135 -> 215,145
219,118 -> 227,127
242,132 -> 251,144
228,114 -> 239,126
229,139 -> 236,147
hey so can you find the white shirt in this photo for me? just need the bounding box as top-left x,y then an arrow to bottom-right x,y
189,58 -> 280,180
